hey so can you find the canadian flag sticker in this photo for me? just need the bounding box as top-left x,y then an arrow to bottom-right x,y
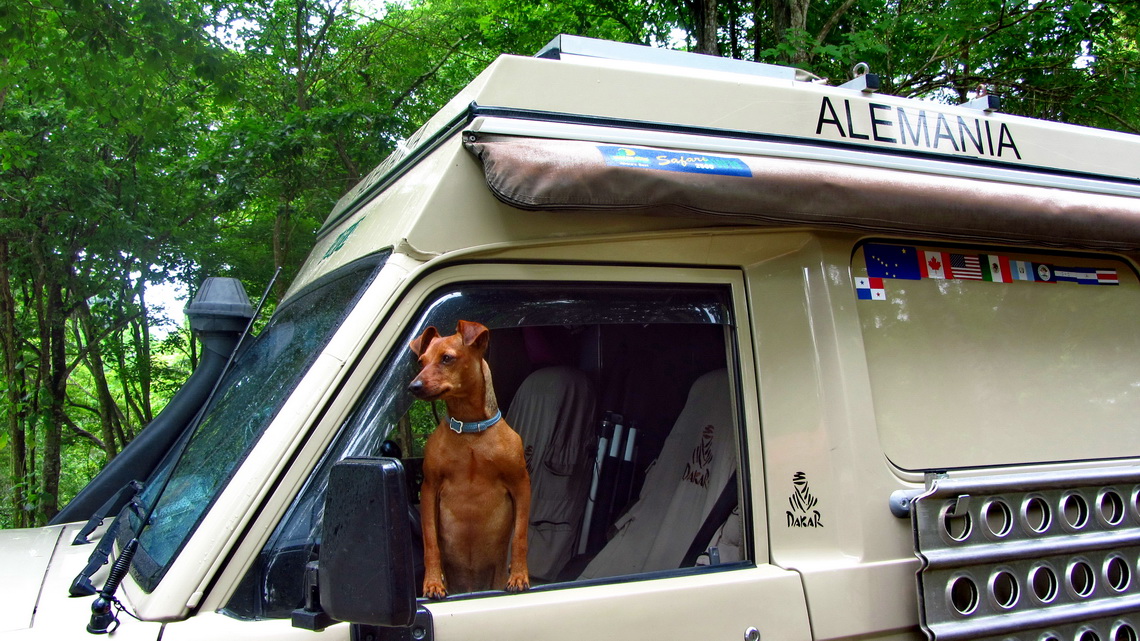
920,251 -> 948,279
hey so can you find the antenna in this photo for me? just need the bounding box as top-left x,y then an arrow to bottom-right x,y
85,268 -> 282,634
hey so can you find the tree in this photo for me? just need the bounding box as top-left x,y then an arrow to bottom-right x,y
0,0 -> 232,524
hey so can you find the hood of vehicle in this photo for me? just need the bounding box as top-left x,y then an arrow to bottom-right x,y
0,525 -> 64,632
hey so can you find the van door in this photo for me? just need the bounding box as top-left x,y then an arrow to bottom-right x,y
198,264 -> 811,641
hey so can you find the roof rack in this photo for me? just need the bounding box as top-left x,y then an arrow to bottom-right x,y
536,34 -> 821,83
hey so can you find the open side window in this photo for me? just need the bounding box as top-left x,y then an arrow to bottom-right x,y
225,280 -> 750,619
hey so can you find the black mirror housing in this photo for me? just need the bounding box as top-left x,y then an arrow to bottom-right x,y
316,457 -> 417,627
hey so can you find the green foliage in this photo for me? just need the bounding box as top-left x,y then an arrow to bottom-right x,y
1,0 -> 1138,528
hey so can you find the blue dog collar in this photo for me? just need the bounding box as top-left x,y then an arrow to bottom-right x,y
448,409 -> 501,434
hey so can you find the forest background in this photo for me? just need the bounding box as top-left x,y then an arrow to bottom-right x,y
2,0 -> 1139,528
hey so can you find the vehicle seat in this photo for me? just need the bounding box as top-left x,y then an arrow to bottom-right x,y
578,368 -> 736,579
507,365 -> 598,582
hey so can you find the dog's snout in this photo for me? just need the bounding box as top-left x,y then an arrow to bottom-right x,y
408,379 -> 424,395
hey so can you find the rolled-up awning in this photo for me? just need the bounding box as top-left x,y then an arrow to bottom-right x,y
464,133 -> 1140,252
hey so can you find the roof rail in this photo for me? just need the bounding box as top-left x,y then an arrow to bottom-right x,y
536,34 -> 821,83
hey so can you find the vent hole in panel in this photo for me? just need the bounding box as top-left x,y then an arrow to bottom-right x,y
1100,490 -> 1126,525
1106,556 -> 1131,592
949,576 -> 980,615
1069,561 -> 1096,598
1063,493 -> 1090,529
985,500 -> 1014,538
1113,623 -> 1138,641
991,570 -> 1020,609
1024,496 -> 1052,533
943,502 -> 973,542
1031,565 -> 1059,603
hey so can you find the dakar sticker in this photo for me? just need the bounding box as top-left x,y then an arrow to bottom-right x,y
682,425 -> 716,488
787,471 -> 823,528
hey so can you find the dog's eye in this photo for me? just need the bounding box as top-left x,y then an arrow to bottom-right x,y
440,353 -> 455,364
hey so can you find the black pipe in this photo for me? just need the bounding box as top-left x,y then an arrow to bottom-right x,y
51,278 -> 253,525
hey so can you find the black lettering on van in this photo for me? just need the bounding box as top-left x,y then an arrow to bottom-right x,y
932,113 -> 959,151
816,98 -> 1022,163
958,116 -> 985,154
869,103 -> 897,143
816,96 -> 846,137
896,108 -> 929,148
845,99 -> 870,140
787,510 -> 824,528
997,123 -> 1022,159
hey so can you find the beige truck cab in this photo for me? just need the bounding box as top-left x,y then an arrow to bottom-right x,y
8,35 -> 1140,641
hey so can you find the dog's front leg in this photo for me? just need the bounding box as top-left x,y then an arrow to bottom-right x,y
419,475 -> 447,599
505,464 -> 531,592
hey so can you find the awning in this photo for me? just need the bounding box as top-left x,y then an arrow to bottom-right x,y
464,133 -> 1140,252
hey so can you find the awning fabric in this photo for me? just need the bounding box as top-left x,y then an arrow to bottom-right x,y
464,133 -> 1140,252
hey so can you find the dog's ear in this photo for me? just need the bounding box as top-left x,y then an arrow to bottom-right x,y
409,326 -> 439,357
457,320 -> 489,353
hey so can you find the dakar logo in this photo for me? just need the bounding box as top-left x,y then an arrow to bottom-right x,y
682,425 -> 715,488
787,471 -> 823,528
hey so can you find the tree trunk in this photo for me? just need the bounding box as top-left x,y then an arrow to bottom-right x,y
694,0 -> 720,55
39,279 -> 66,524
0,238 -> 30,527
135,275 -> 154,425
77,297 -> 121,460
768,0 -> 812,63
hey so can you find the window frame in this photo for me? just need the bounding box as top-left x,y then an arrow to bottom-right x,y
205,262 -> 766,617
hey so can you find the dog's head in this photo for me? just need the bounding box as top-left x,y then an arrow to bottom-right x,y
407,320 -> 490,402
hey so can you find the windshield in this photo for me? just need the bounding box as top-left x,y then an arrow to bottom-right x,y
127,252 -> 388,591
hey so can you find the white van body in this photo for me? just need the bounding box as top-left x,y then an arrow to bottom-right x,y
7,35 -> 1140,641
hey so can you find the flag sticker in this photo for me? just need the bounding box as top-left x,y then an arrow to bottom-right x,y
859,244 -> 1121,293
855,277 -> 886,300
1098,270 -> 1119,285
950,254 -> 983,280
984,255 -> 1012,283
1011,260 -> 1035,281
920,251 -> 948,279
865,244 -> 921,280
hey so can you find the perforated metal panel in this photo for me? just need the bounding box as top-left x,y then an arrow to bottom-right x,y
911,468 -> 1140,641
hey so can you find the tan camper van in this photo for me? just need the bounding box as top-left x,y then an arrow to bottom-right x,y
9,35 -> 1140,641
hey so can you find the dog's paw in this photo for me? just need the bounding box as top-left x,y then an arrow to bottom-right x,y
506,573 -> 530,593
422,578 -> 448,600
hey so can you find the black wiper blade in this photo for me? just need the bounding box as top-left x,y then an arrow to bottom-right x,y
69,483 -> 144,598
72,481 -> 143,546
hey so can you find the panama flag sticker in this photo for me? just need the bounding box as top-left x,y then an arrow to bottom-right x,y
855,277 -> 886,300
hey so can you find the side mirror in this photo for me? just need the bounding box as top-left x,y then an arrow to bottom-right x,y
294,457 -> 418,629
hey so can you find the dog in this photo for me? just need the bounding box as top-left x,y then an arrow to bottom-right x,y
408,320 -> 531,599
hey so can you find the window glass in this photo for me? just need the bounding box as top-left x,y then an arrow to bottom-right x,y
226,281 -> 747,619
127,253 -> 387,590
854,242 -> 1140,470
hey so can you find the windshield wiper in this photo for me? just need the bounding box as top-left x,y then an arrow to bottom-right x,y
82,268 -> 280,635
69,482 -> 144,597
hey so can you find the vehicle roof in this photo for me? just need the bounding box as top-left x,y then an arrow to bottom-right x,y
290,37 -> 1140,297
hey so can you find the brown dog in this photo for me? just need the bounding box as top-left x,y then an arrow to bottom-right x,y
408,320 -> 531,599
